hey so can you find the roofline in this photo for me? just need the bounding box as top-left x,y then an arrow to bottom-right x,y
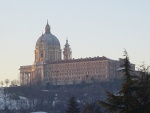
46,56 -> 109,64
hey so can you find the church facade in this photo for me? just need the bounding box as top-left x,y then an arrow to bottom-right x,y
19,22 -> 135,85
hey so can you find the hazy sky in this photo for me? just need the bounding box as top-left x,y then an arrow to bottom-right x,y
0,0 -> 150,81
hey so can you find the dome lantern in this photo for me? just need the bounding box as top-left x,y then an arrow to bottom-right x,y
45,20 -> 51,34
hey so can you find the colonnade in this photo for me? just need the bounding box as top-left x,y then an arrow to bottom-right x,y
20,72 -> 34,85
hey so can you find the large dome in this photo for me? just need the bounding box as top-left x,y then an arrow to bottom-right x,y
36,22 -> 60,47
36,33 -> 60,47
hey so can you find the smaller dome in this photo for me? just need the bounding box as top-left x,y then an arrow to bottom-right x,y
64,39 -> 70,47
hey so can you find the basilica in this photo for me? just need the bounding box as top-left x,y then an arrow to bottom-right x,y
19,21 -> 135,85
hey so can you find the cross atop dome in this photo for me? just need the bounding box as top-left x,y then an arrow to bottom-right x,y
47,19 -> 49,25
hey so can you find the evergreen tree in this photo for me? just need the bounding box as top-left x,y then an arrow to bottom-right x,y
134,64 -> 150,112
99,50 -> 146,113
66,97 -> 80,113
82,102 -> 101,113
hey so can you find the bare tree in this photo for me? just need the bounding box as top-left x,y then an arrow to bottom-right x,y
5,79 -> 10,87
0,81 -> 3,87
10,79 -> 19,87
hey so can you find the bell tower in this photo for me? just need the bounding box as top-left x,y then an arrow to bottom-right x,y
63,39 -> 72,60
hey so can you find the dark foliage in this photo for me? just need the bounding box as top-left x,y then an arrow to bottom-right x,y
66,97 -> 80,113
99,50 -> 150,113
82,102 -> 102,113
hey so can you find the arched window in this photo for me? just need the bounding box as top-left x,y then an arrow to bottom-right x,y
41,51 -> 43,58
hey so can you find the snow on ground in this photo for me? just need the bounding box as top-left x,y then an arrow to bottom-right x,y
31,111 -> 47,113
0,88 -> 29,110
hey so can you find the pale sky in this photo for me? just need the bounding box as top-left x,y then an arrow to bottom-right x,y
0,0 -> 150,81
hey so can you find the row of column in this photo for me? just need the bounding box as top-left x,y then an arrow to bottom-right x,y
20,72 -> 34,85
